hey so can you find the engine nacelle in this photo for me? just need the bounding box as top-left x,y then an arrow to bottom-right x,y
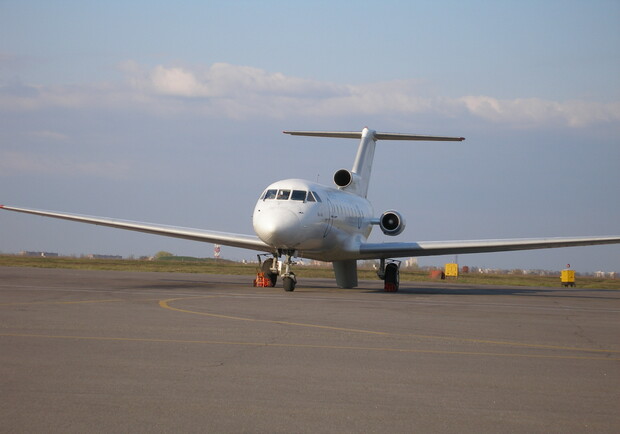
333,169 -> 353,187
379,210 -> 406,236
333,169 -> 365,195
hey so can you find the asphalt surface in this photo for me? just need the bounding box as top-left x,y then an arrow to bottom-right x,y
1,266 -> 618,433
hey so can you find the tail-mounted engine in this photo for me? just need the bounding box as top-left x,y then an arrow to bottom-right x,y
333,169 -> 364,196
379,210 -> 406,236
333,169 -> 353,187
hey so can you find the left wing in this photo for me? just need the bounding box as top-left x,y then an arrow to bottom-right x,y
358,237 -> 620,259
0,205 -> 272,252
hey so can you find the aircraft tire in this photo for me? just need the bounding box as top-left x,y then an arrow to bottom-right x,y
283,276 -> 296,292
384,263 -> 399,292
261,258 -> 278,287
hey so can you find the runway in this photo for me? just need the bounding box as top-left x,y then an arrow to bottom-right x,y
1,267 -> 618,433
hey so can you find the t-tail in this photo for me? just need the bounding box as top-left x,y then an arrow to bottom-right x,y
283,127 -> 465,197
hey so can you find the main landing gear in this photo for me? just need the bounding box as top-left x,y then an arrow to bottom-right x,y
255,251 -> 297,291
377,259 -> 400,292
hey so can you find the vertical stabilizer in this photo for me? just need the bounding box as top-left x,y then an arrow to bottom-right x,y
350,127 -> 376,198
283,128 -> 464,198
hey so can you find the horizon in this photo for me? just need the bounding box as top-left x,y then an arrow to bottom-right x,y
2,249 -> 616,275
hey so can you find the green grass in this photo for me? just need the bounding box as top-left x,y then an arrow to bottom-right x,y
1,255 -> 618,289
0,255 -> 256,275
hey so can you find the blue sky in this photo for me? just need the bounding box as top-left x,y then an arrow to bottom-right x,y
1,0 -> 619,272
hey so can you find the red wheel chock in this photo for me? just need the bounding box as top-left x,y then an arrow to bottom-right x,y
253,272 -> 273,287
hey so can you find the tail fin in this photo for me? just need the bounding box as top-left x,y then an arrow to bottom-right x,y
283,128 -> 464,197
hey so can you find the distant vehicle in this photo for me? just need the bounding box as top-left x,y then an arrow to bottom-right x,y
2,127 -> 619,291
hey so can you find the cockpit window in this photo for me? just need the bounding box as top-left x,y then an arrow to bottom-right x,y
263,189 -> 277,200
291,190 -> 307,201
276,189 -> 291,200
306,192 -> 316,202
311,191 -> 322,202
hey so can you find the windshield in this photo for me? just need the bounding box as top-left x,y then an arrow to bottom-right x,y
276,189 -> 290,200
263,189 -> 277,200
291,190 -> 306,201
263,188 -> 316,202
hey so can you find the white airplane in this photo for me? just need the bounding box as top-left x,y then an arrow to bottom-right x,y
2,127 -> 619,291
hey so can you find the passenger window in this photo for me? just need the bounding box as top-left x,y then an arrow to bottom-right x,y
311,191 -> 322,202
291,190 -> 307,201
264,189 -> 277,200
277,189 -> 291,200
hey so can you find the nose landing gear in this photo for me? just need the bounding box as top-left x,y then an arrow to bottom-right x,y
256,251 -> 297,291
281,250 -> 297,291
377,259 -> 400,292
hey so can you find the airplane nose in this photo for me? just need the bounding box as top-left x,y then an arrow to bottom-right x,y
253,208 -> 302,247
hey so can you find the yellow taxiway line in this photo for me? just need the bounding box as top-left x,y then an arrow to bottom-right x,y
159,296 -> 620,355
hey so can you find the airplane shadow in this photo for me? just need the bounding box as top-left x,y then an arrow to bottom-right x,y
365,284 -> 620,300
130,276 -> 619,302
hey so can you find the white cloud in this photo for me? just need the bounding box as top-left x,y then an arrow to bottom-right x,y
460,96 -> 620,127
150,66 -> 207,97
120,61 -> 347,99
2,62 -> 619,128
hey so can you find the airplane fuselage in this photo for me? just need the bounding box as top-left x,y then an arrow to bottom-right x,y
252,178 -> 374,261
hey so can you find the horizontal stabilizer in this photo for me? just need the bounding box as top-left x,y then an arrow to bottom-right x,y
283,130 -> 465,141
375,132 -> 465,141
284,131 -> 363,139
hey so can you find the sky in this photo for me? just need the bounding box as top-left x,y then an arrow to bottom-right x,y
1,0 -> 619,273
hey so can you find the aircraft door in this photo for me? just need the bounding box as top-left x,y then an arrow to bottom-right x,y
323,198 -> 334,238
355,204 -> 363,229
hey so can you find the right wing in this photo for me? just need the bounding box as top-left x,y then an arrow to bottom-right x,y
358,236 -> 620,260
0,205 -> 272,252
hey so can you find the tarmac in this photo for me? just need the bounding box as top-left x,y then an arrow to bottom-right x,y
1,266 -> 619,433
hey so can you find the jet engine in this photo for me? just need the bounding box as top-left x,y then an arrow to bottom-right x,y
333,169 -> 353,187
379,210 -> 406,236
333,169 -> 366,195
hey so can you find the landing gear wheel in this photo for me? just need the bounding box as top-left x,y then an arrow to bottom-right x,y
384,262 -> 399,292
261,258 -> 278,287
283,276 -> 296,292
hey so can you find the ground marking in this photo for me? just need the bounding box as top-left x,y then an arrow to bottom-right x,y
159,296 -> 620,355
1,332 -> 617,362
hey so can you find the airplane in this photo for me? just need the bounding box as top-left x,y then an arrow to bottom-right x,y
2,127 -> 619,292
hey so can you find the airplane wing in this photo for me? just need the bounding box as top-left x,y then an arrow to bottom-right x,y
358,237 -> 620,260
0,205 -> 272,252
